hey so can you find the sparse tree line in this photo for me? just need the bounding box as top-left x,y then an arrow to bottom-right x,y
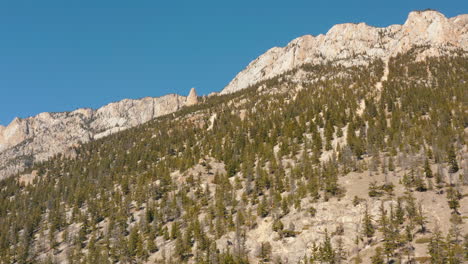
0,50 -> 466,263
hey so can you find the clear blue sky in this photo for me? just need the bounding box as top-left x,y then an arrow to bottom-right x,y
0,0 -> 465,125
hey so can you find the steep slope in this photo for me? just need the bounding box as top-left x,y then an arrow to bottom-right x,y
0,10 -> 467,264
221,10 -> 468,94
0,93 -> 194,179
2,10 -> 466,180
0,50 -> 466,264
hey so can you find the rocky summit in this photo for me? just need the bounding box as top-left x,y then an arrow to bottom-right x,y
221,10 -> 468,94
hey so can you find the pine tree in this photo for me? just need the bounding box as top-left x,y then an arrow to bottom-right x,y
87,234 -> 99,263
446,187 -> 461,213
257,196 -> 269,218
257,242 -> 272,263
347,122 -> 365,158
463,234 -> 468,261
147,227 -> 158,253
272,219 -> 284,235
388,156 -> 395,172
414,203 -> 427,233
335,237 -> 346,264
378,202 -> 398,260
424,158 -> 433,178
405,192 -> 417,222
414,170 -> 427,192
128,226 -> 140,257
362,205 -> 375,239
370,247 -> 385,264
428,226 -> 446,264
395,197 -> 405,225
445,232 -> 464,264
175,233 -> 187,261
171,221 -> 180,240
447,145 -> 459,173
378,202 -> 388,231
319,229 -> 336,263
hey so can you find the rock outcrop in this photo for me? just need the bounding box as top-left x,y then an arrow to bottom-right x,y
2,10 -> 466,179
0,94 -> 187,179
185,88 -> 199,106
221,10 -> 468,94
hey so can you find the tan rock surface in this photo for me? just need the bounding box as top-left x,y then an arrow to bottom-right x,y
0,94 -> 186,179
221,10 -> 468,94
185,87 -> 199,106
2,10 -> 466,180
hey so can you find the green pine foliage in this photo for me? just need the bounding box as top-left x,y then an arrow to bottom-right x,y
0,49 -> 466,263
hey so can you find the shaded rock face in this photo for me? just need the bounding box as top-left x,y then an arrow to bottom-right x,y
221,10 -> 468,94
0,94 -> 186,179
185,87 -> 199,106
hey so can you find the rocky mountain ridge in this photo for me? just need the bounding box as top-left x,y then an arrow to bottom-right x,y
221,10 -> 468,94
1,10 -> 466,179
3,52 -> 465,264
0,10 -> 467,263
0,92 -> 198,179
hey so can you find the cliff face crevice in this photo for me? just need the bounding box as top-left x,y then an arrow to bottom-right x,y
0,94 -> 187,178
221,11 -> 468,94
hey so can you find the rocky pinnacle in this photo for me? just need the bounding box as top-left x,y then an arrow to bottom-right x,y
186,88 -> 199,106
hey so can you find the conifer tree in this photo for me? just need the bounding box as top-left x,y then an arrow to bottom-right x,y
362,205 -> 375,239
257,242 -> 272,263
446,187 -> 461,213
414,203 -> 427,233
447,145 -> 459,173
424,158 -> 433,178
319,229 -> 336,263
370,247 -> 385,264
445,232 -> 464,264
257,196 -> 269,218
414,171 -> 427,192
171,221 -> 180,240
128,226 -> 140,257
463,234 -> 468,261
428,226 -> 446,264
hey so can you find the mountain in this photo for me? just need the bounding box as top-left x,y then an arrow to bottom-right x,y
221,10 -> 468,94
0,92 -> 197,179
1,10 -> 466,180
0,10 -> 467,264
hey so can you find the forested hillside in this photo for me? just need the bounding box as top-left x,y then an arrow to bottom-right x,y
0,49 -> 467,263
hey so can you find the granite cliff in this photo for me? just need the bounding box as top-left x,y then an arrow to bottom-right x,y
0,91 -> 200,179
221,10 -> 468,94
1,10 -> 467,179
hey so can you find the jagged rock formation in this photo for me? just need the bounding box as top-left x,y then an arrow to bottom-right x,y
0,10 -> 467,264
221,10 -> 468,94
185,87 -> 199,106
0,94 -> 187,179
1,10 -> 466,179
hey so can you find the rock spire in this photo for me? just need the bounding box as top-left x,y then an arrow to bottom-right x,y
186,87 -> 199,106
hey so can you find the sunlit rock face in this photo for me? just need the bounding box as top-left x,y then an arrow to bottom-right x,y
2,10 -> 467,179
221,11 -> 468,94
185,88 -> 199,106
0,94 -> 187,179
